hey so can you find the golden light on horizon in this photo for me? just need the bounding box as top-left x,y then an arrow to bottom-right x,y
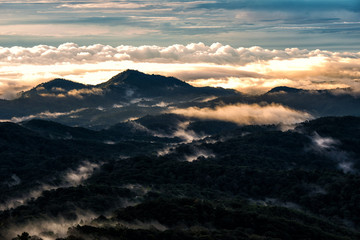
1,43 -> 359,99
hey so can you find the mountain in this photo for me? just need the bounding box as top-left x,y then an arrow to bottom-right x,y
16,69 -> 236,100
0,70 -> 238,128
262,87 -> 360,116
1,116 -> 360,239
98,69 -> 191,92
1,71 -> 360,129
266,86 -> 303,94
21,119 -> 100,140
3,70 -> 360,239
98,69 -> 235,97
20,78 -> 89,99
210,86 -> 360,117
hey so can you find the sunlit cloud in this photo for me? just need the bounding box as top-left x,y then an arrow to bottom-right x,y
169,103 -> 313,126
58,2 -> 150,9
0,24 -> 110,37
0,108 -> 87,123
0,42 -> 360,99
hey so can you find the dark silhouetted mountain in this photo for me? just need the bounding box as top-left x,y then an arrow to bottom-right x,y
97,69 -> 236,98
20,78 -> 88,98
21,119 -> 100,140
1,116 -> 360,239
262,88 -> 360,116
267,86 -> 303,94
98,69 -> 191,90
4,70 -> 360,239
0,70 -> 238,127
3,70 -> 359,129
211,87 -> 360,117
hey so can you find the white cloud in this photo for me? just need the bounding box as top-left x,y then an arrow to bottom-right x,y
310,133 -> 355,173
0,161 -> 101,211
169,103 -> 313,126
2,42 -> 359,66
1,42 -> 360,99
63,161 -> 101,186
0,108 -> 87,123
184,148 -> 215,162
0,24 -> 111,37
67,88 -> 103,99
312,133 -> 338,149
58,2 -> 149,9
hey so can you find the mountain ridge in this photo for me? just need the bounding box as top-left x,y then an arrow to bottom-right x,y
1,70 -> 359,129
97,69 -> 191,89
20,78 -> 89,98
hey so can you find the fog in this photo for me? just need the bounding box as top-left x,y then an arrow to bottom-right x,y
0,161 -> 101,211
310,133 -> 355,173
170,103 -> 313,126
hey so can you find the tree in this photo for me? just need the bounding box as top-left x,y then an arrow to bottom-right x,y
12,232 -> 31,240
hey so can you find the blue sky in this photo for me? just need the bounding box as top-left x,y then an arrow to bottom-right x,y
0,0 -> 359,50
0,1 -> 360,99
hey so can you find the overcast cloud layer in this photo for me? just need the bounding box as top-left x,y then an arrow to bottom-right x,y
0,0 -> 359,50
1,42 -> 360,99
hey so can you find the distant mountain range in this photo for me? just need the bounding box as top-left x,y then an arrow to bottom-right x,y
1,69 -> 359,129
1,70 -> 360,239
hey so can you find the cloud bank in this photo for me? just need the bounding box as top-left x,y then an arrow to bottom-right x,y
0,108 -> 87,123
0,161 -> 101,211
1,42 -> 360,99
169,103 -> 313,126
3,42 -> 360,65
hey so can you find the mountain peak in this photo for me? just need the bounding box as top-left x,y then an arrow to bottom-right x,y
38,78 -> 87,91
97,69 -> 191,90
19,78 -> 88,98
267,86 -> 303,94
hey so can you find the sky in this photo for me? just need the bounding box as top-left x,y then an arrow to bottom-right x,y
0,0 -> 360,99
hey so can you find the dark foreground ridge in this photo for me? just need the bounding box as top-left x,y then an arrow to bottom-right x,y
1,116 -> 360,239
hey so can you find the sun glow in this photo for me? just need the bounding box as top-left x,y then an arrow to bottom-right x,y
240,56 -> 328,74
1,43 -> 359,99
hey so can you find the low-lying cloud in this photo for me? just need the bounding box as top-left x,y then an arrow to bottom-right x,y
184,148 -> 215,162
2,42 -> 359,66
5,211 -> 97,240
169,103 -> 313,127
1,43 -> 360,99
63,161 -> 101,186
0,161 -> 101,211
310,133 -> 355,173
0,108 -> 87,123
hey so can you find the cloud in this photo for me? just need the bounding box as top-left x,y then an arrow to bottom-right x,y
67,88 -> 103,99
195,0 -> 358,12
1,42 -> 360,99
5,211 -> 98,240
0,24 -> 112,37
184,148 -> 215,162
58,2 -> 149,9
169,103 -> 313,126
0,0 -> 359,51
0,161 -> 101,211
63,161 -> 101,186
312,133 -> 338,149
310,133 -> 355,173
2,42 -> 359,66
0,108 -> 87,123
0,183 -> 56,211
